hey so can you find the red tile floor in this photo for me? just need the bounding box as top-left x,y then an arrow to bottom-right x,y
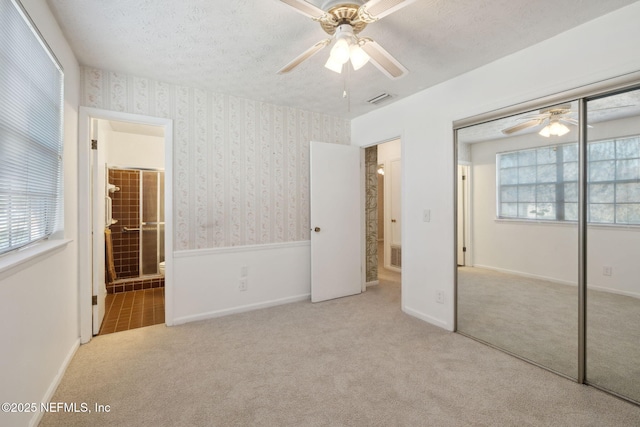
99,288 -> 165,335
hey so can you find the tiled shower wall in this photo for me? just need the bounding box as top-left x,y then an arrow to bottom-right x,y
81,66 -> 351,251
109,169 -> 140,279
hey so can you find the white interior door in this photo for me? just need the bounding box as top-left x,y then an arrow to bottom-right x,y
310,141 -> 362,302
389,158 -> 402,247
91,119 -> 107,335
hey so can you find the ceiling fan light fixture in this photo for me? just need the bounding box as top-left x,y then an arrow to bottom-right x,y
349,44 -> 370,70
539,120 -> 570,137
278,0 -> 413,79
324,55 -> 343,73
330,37 -> 351,64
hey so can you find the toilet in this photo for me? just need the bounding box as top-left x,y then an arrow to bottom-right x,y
159,261 -> 165,276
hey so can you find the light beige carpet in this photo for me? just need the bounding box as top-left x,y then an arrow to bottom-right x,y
458,266 -> 640,404
40,276 -> 640,426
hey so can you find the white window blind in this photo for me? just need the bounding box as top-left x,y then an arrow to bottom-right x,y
0,0 -> 64,256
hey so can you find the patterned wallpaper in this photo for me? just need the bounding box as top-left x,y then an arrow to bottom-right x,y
365,146 -> 378,283
81,66 -> 351,250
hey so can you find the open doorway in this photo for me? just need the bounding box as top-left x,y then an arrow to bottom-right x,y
365,139 -> 401,287
97,119 -> 166,335
79,107 -> 173,344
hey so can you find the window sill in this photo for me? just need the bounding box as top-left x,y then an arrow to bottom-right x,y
494,218 -> 640,231
494,218 -> 576,227
0,239 -> 73,280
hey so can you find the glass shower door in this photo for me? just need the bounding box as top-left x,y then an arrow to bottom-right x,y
141,170 -> 164,276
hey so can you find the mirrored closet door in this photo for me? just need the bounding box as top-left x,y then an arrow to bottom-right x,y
586,87 -> 640,403
456,84 -> 640,405
456,103 -> 580,379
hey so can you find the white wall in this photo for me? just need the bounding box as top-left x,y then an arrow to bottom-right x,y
105,125 -> 165,170
377,138 -> 401,163
471,115 -> 640,297
351,2 -> 640,330
0,1 -> 81,426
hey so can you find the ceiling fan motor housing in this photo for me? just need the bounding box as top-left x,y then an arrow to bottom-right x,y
320,3 -> 368,35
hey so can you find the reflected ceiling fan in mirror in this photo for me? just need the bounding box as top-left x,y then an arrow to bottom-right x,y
502,104 -> 578,138
277,0 -> 415,79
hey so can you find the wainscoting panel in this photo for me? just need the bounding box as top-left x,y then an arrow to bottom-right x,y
172,241 -> 311,323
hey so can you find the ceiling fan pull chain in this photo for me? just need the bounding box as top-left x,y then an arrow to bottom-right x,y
344,62 -> 351,113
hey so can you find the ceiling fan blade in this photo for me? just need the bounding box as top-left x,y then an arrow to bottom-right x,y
560,118 -> 579,126
559,118 -> 593,128
279,0 -> 327,20
359,0 -> 417,21
359,39 -> 408,79
278,39 -> 331,74
516,113 -> 549,120
501,119 -> 544,135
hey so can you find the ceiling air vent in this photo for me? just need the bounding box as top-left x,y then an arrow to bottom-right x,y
367,93 -> 392,105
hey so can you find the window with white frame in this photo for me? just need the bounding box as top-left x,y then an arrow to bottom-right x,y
497,136 -> 640,225
0,0 -> 64,256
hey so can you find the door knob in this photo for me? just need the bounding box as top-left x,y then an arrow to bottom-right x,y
314,227 -> 321,232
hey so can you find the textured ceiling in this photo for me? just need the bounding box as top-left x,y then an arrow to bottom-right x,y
458,89 -> 640,144
47,0 -> 637,119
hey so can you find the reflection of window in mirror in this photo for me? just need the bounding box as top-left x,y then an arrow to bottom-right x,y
494,134 -> 640,225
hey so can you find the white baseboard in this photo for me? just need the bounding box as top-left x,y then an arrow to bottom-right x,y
472,264 -> 576,286
588,284 -> 640,300
366,280 -> 379,287
172,294 -> 310,325
30,338 -> 80,427
471,264 -> 640,300
403,305 -> 451,331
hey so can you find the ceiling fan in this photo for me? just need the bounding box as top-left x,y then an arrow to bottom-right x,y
277,0 -> 416,79
502,104 -> 578,137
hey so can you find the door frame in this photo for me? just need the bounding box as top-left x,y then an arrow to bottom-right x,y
90,118 -> 107,335
79,107 -> 174,343
457,163 -> 472,266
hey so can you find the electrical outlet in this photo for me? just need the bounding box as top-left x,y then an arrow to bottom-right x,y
603,266 -> 613,276
239,278 -> 248,291
436,290 -> 445,304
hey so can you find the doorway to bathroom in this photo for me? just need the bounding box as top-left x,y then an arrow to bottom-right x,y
97,119 -> 166,335
101,165 -> 166,334
78,107 -> 173,342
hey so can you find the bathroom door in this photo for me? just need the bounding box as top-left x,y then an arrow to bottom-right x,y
91,119 -> 107,335
310,141 -> 362,302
